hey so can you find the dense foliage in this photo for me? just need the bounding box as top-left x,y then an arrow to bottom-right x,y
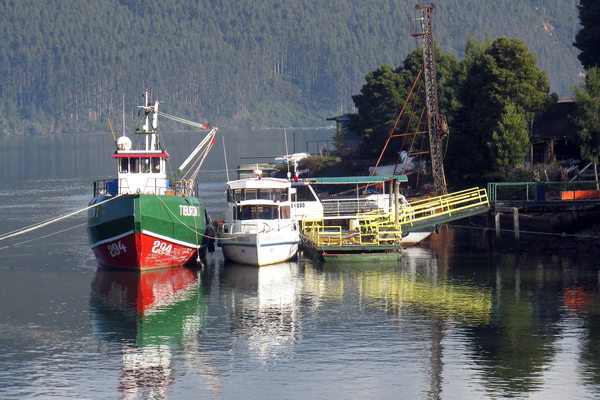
572,67 -> 600,176
348,47 -> 458,157
0,0 -> 583,135
445,37 -> 555,184
490,102 -> 530,173
349,37 -> 555,185
573,0 -> 600,70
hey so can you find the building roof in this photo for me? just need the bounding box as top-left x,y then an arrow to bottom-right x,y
326,114 -> 351,122
299,175 -> 407,184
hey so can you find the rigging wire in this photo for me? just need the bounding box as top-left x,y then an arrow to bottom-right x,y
156,111 -> 214,130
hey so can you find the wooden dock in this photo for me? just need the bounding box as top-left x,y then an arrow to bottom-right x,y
487,181 -> 600,237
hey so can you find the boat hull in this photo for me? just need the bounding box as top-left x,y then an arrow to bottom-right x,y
87,194 -> 211,270
218,230 -> 299,266
401,231 -> 433,246
322,250 -> 403,262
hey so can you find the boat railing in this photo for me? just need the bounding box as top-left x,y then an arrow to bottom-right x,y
93,178 -> 197,196
218,219 -> 298,235
218,222 -> 258,235
320,197 -> 384,216
170,180 -> 199,197
93,179 -> 119,197
301,217 -> 402,247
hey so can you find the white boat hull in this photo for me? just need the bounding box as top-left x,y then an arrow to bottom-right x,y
401,231 -> 432,246
218,229 -> 299,266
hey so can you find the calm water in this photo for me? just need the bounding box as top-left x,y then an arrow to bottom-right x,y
1,132 -> 600,399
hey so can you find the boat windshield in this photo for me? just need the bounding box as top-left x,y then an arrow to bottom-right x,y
118,157 -> 160,174
228,188 -> 288,202
235,205 -> 279,220
293,185 -> 318,201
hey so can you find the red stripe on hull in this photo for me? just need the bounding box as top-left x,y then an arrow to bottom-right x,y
92,232 -> 200,270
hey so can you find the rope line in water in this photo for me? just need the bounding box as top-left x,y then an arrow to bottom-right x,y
0,194 -> 124,243
0,222 -> 87,250
451,223 -> 600,240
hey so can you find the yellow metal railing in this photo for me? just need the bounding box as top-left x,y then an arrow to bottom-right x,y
397,187 -> 489,228
301,214 -> 403,247
300,187 -> 488,248
344,187 -> 488,226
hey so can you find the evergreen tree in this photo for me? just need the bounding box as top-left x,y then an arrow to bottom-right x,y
348,47 -> 458,157
447,37 -> 555,183
571,66 -> 600,181
0,0 -> 584,134
490,102 -> 530,173
348,64 -> 414,156
573,0 -> 600,70
332,123 -> 347,150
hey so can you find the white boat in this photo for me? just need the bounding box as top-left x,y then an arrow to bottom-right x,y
217,175 -> 300,266
399,230 -> 433,245
274,152 -> 310,167
369,151 -> 427,176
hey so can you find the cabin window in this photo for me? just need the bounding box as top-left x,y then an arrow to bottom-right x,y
235,205 -> 278,220
280,205 -> 290,219
294,185 -> 316,201
245,189 -> 258,200
267,188 -> 286,201
152,158 -> 160,173
257,189 -> 269,200
141,158 -> 150,173
129,158 -> 139,173
228,189 -> 243,202
119,158 -> 129,173
227,188 -> 287,202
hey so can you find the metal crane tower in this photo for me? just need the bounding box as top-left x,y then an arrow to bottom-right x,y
410,3 -> 448,195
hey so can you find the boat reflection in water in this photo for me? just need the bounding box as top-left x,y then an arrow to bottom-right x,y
304,246 -> 492,325
90,266 -> 209,398
222,260 -> 318,361
301,246 -> 493,398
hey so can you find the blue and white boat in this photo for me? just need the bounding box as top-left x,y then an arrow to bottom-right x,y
216,172 -> 299,266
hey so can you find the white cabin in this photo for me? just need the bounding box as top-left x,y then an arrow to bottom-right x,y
223,178 -> 292,225
112,147 -> 170,195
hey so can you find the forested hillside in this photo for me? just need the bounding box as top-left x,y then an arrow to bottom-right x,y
0,0 -> 582,134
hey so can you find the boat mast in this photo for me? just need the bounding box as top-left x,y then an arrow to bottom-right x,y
411,3 -> 447,195
137,89 -> 159,151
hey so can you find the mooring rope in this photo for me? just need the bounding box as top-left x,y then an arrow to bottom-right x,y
0,194 -> 124,243
0,222 -> 87,250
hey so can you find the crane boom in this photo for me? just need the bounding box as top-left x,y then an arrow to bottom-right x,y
411,3 -> 447,195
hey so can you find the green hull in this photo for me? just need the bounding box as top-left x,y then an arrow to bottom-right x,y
88,194 -> 212,269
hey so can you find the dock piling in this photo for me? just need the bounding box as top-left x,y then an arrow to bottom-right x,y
495,207 -> 520,239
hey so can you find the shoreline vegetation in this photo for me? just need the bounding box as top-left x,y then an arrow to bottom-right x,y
0,1 -> 582,135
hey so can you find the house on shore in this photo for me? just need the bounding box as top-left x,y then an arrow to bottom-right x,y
327,114 -> 363,155
530,99 -> 580,166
